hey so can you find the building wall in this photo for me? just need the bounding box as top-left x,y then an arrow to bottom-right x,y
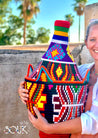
84,3 -> 98,34
0,50 -> 45,138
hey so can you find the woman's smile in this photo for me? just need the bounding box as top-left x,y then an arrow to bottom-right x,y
86,24 -> 98,60
94,50 -> 98,53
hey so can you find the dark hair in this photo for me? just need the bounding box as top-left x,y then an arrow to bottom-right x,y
85,19 -> 98,41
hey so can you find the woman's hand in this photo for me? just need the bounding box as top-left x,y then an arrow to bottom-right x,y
28,107 -> 50,133
18,81 -> 29,104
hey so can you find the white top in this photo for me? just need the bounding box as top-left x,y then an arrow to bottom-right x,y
78,63 -> 98,134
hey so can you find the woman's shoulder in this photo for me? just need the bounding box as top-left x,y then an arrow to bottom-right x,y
78,62 -> 94,78
78,62 -> 94,70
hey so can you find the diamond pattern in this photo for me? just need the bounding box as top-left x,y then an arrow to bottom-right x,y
51,49 -> 59,57
45,44 -> 65,60
56,66 -> 63,78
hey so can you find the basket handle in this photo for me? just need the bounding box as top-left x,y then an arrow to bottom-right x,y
27,64 -> 34,77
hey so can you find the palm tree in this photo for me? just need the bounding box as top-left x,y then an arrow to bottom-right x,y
65,14 -> 74,42
15,0 -> 40,45
0,0 -> 11,24
73,0 -> 88,42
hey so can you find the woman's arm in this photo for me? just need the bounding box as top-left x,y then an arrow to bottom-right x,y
28,107 -> 82,134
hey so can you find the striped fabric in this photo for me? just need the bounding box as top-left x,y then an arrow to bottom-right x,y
55,26 -> 69,33
54,31 -> 68,37
51,39 -> 68,45
53,35 -> 68,41
52,20 -> 70,44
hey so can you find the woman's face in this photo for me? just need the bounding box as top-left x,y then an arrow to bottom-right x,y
86,24 -> 98,61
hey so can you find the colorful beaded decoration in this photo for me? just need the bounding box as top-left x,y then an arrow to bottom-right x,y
25,20 -> 90,123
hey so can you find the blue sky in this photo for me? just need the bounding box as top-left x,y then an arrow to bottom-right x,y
10,0 -> 98,42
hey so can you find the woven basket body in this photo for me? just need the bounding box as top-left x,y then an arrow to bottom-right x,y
25,20 -> 90,123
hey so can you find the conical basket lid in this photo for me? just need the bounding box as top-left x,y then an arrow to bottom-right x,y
41,20 -> 75,64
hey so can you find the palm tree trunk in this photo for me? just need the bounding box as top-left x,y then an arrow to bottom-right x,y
23,0 -> 27,45
23,18 -> 27,45
69,28 -> 70,42
79,16 -> 80,42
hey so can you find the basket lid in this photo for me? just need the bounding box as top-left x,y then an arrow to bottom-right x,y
41,20 -> 75,64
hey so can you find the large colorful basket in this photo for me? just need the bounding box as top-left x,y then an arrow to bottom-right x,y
25,20 -> 90,123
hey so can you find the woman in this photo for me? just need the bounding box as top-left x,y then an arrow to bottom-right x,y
18,19 -> 98,137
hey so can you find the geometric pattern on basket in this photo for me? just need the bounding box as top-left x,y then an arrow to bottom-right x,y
42,43 -> 75,63
25,62 -> 89,123
41,61 -> 83,81
45,44 -> 66,60
66,45 -> 74,62
25,80 -> 88,123
25,64 -> 90,123
52,85 -> 87,123
25,82 -> 47,116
